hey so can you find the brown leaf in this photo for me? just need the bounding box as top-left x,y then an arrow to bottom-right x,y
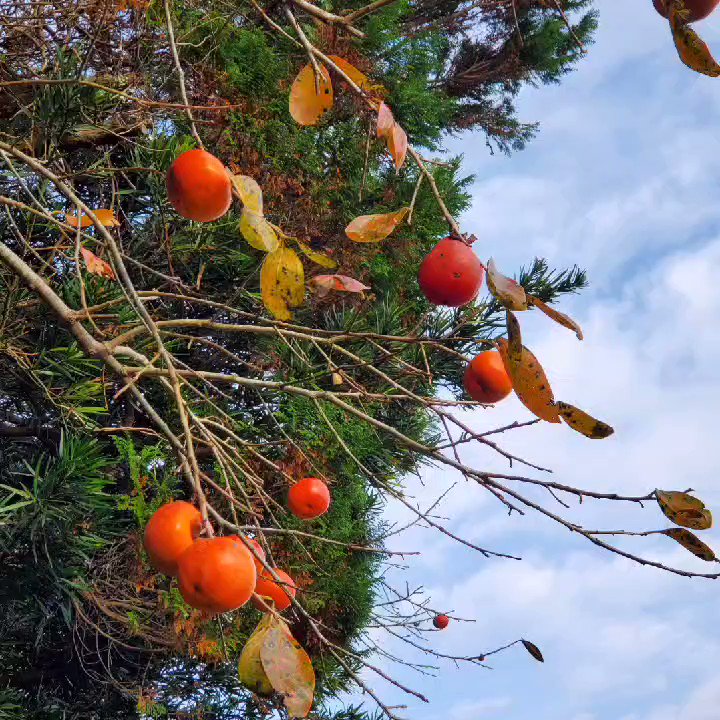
529,296 -> 583,340
656,490 -> 712,530
80,247 -> 116,280
522,639 -> 544,663
289,64 -> 334,126
497,339 -> 560,423
311,274 -> 370,298
487,258 -> 528,311
260,617 -> 315,718
345,207 -> 409,243
668,3 -> 720,77
66,209 -> 120,228
260,247 -> 305,320
556,401 -> 614,439
663,528 -> 717,561
387,122 -> 407,170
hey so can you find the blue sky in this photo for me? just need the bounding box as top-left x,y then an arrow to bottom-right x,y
351,3 -> 720,719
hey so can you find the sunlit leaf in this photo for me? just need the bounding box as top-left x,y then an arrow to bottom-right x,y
80,247 -> 116,280
311,274 -> 371,298
529,296 -> 583,340
497,339 -> 560,423
377,102 -> 394,139
240,210 -> 280,253
345,207 -> 409,243
295,240 -> 337,269
387,122 -> 408,170
506,310 -> 523,362
668,4 -> 720,77
327,55 -> 373,92
231,175 -> 263,215
66,209 -> 120,228
260,617 -> 315,718
656,490 -> 712,530
260,246 -> 305,320
522,639 -> 544,663
663,527 -> 717,561
289,64 -> 334,126
555,401 -> 614,439
238,615 -> 274,696
487,258 -> 528,311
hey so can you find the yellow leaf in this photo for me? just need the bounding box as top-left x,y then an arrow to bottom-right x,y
240,210 -> 280,253
656,490 -> 712,530
663,527 -> 717,561
529,296 -> 583,340
345,207 -> 409,243
239,615 -> 275,696
487,258 -> 528,311
497,338 -> 561,423
260,617 -> 315,718
295,240 -> 338,269
231,175 -> 263,215
506,309 -> 523,362
327,55 -> 373,92
555,401 -> 614,439
289,64 -> 334,126
261,247 -> 305,320
668,4 -> 720,77
80,247 -> 116,280
387,122 -> 408,170
66,209 -> 120,228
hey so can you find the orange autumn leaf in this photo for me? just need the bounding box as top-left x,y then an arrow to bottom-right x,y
668,2 -> 720,77
66,209 -> 120,228
289,64 -> 334,126
487,258 -> 528,311
497,338 -> 560,423
327,55 -> 373,92
80,247 -> 116,280
377,102 -> 394,139
388,122 -> 408,170
345,207 -> 409,243
311,274 -> 370,298
529,296 -> 583,340
555,401 -> 614,439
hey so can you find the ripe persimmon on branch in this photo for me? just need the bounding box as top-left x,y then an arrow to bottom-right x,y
0,2 -> 715,720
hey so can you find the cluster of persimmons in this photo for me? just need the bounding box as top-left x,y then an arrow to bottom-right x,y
143,477 -> 331,614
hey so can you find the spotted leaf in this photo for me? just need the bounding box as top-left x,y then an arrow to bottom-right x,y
663,528 -> 716,561
295,240 -> 337,269
240,210 -> 280,253
668,3 -> 720,77
556,401 -> 614,439
260,247 -> 305,320
497,339 -> 560,423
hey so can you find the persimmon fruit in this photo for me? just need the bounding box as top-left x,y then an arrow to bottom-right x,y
177,536 -> 257,614
433,614 -> 450,630
166,149 -> 232,222
653,0 -> 720,21
143,500 -> 202,576
418,237 -> 485,307
252,568 -> 297,612
463,351 -> 513,404
243,537 -> 266,571
288,477 -> 331,520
